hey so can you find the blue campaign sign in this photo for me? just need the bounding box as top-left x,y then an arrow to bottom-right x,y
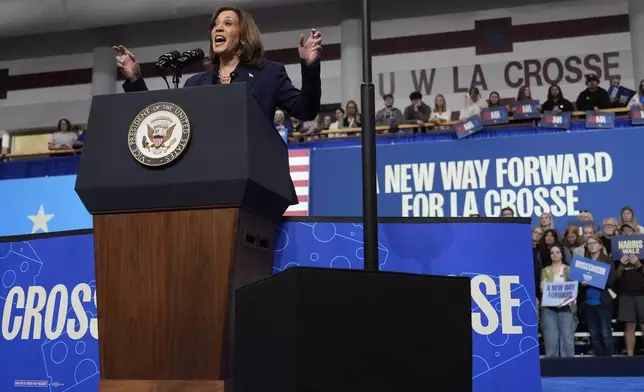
568,255 -> 610,289
0,175 -> 92,237
631,106 -> 644,125
455,114 -> 484,139
481,107 -> 509,126
607,84 -> 619,102
0,232 -> 98,392
611,235 -> 644,260
512,100 -> 541,120
617,86 -> 636,107
309,127 -> 644,231
274,218 -> 540,392
540,111 -> 571,130
585,111 -> 615,129
608,85 -> 636,107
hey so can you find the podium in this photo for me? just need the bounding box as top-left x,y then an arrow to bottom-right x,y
75,84 -> 295,391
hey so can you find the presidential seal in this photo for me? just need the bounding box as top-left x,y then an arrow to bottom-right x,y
128,102 -> 191,167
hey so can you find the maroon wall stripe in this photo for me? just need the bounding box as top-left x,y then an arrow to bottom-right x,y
0,14 -> 631,98
372,30 -> 475,56
5,69 -> 92,91
0,69 -> 8,99
512,14 -> 629,42
268,44 -> 341,65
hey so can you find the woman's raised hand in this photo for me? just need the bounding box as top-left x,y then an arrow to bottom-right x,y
112,45 -> 141,82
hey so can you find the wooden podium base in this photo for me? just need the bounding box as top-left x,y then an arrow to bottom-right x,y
100,380 -> 225,392
93,207 -> 275,388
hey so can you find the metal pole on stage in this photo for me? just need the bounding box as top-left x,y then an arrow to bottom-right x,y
360,0 -> 379,271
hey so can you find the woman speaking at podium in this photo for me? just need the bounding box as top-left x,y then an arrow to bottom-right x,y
112,5 -> 323,122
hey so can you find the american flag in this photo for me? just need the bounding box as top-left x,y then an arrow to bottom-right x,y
284,149 -> 310,216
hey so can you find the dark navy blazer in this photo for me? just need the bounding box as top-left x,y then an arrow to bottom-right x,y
122,60 -> 322,122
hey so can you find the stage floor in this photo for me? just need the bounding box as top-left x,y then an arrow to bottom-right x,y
542,377 -> 644,391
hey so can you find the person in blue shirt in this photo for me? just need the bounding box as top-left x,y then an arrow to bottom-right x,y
579,233 -> 616,357
112,5 -> 323,124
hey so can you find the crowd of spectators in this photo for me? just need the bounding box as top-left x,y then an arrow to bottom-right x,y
518,206 -> 644,358
11,73 -> 641,153
279,75 -> 644,142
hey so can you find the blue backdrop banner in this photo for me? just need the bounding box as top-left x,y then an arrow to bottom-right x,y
2,127 -> 644,236
310,127 -> 643,230
2,219 -> 540,392
0,232 -> 98,391
0,175 -> 91,237
273,218 -> 540,392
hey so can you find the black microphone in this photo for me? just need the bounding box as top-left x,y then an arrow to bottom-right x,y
156,50 -> 181,69
174,49 -> 205,69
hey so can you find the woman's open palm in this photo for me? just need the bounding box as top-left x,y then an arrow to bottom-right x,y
112,45 -> 141,81
298,29 -> 323,66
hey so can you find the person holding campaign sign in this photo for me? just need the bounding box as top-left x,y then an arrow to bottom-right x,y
540,245 -> 578,358
541,84 -> 574,113
516,86 -> 534,102
510,86 -> 540,124
573,224 -> 605,257
575,234 -> 616,357
459,86 -> 487,121
615,222 -> 644,356
487,91 -> 502,108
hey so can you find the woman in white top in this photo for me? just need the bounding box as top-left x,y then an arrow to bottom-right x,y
627,79 -> 644,108
328,108 -> 347,138
459,86 -> 487,121
540,244 -> 577,358
430,94 -> 451,122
